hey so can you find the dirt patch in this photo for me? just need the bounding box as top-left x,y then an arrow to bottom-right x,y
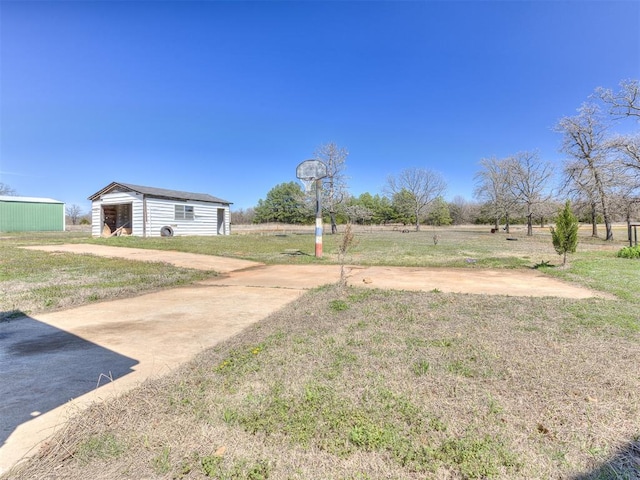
24,244 -> 604,299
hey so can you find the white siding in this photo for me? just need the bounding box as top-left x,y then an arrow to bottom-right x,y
91,190 -> 231,237
145,197 -> 229,237
91,203 -> 101,237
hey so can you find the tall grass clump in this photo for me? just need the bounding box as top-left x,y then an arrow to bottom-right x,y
616,245 -> 640,259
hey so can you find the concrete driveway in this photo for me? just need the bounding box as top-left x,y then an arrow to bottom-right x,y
1,245 -> 604,474
0,285 -> 305,474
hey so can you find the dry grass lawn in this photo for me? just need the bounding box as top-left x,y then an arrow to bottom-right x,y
8,286 -> 639,479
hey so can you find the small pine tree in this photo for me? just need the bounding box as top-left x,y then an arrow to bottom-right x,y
550,201 -> 579,266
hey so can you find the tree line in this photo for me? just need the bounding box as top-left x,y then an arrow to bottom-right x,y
3,80 -> 637,237
475,79 -> 639,239
238,79 -> 639,239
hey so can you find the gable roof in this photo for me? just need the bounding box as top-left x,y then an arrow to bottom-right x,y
88,182 -> 231,204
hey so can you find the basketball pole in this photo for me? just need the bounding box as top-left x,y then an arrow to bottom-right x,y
296,159 -> 327,259
315,178 -> 323,258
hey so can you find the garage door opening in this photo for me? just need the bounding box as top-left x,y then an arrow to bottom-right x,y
102,204 -> 132,236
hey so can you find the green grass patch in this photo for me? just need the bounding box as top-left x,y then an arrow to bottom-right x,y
545,254 -> 640,303
230,379 -> 517,477
75,433 -> 127,464
151,446 -> 172,474
436,434 -> 521,479
0,245 -> 216,318
200,455 -> 271,479
330,299 -> 349,312
616,245 -> 640,259
411,359 -> 431,376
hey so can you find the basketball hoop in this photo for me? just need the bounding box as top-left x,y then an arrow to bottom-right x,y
296,159 -> 328,185
296,159 -> 328,258
301,178 -> 315,194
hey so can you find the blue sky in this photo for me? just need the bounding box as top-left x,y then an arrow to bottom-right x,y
1,1 -> 638,212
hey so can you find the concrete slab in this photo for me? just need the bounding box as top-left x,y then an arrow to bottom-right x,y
20,244 -> 611,299
206,264 -> 603,299
22,244 -> 262,273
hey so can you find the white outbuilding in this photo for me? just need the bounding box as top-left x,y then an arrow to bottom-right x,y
88,182 -> 232,237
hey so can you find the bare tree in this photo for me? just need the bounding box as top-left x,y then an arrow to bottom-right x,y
609,134 -> 640,174
385,167 -> 447,231
597,80 -> 640,235
474,157 -> 518,232
65,204 -> 84,225
607,136 -> 640,239
230,208 -> 256,225
563,168 -> 601,238
556,103 -> 616,240
561,137 -> 609,238
0,183 -> 17,195
344,204 -> 373,225
535,199 -> 562,228
314,142 -> 349,234
609,180 -> 640,240
506,151 -> 555,236
449,195 -> 479,225
596,79 -> 640,120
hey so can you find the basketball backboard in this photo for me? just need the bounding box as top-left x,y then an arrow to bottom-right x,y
296,159 -> 328,181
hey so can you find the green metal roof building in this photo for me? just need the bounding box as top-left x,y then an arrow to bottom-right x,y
0,196 -> 65,232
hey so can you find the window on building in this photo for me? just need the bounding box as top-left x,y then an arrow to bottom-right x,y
175,204 -> 194,220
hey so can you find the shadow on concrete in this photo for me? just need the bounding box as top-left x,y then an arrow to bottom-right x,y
0,312 -> 138,447
572,438 -> 640,479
